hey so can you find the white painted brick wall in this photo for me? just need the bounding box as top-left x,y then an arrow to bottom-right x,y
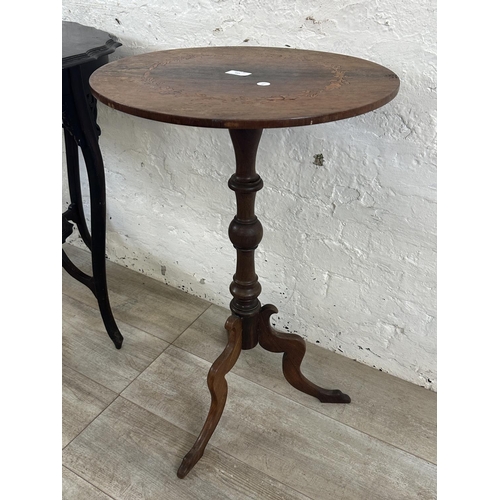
62,0 -> 437,390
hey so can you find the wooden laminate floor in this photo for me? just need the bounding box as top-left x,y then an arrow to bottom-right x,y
62,245 -> 437,500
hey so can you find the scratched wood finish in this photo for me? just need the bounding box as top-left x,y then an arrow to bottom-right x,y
89,46 -> 399,129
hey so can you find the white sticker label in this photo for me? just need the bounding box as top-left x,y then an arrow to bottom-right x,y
257,82 -> 271,86
225,70 -> 252,76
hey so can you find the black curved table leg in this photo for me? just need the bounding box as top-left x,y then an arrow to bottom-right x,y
63,126 -> 91,248
62,63 -> 123,349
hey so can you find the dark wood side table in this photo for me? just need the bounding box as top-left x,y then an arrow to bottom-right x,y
89,46 -> 400,476
62,21 -> 123,349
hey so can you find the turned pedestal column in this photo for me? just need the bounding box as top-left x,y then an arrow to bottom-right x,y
177,128 -> 351,478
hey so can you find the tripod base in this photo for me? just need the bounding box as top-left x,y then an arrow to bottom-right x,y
178,305 -> 350,478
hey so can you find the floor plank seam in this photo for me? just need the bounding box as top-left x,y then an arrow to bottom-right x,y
63,247 -> 436,497
62,291 -> 436,466
171,343 -> 437,466
62,289 -> 169,344
116,343 -> 177,399
62,363 -> 120,398
62,392 -> 121,452
62,288 -> 212,345
110,396 -> 317,500
168,302 -> 214,345
63,464 -> 119,500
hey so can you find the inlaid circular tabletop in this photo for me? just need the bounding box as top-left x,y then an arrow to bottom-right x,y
89,46 -> 399,129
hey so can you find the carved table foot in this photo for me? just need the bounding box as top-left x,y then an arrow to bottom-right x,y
177,316 -> 243,478
258,304 -> 351,404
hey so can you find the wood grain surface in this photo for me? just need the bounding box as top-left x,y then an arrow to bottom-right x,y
89,46 -> 399,129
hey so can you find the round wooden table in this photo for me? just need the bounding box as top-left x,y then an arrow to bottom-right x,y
89,46 -> 400,478
62,21 -> 123,349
